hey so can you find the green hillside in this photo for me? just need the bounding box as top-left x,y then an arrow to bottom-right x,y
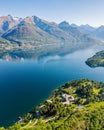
2,79 -> 104,130
86,50 -> 104,67
0,38 -> 18,59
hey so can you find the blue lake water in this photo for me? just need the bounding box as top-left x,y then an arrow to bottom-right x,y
0,46 -> 104,127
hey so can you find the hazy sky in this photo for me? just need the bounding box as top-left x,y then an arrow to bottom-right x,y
0,0 -> 104,26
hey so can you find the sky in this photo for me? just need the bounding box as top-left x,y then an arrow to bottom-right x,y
0,0 -> 104,27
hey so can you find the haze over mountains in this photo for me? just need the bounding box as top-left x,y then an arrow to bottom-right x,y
0,15 -> 104,60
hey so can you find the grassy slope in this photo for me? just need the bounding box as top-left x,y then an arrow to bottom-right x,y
86,50 -> 104,67
4,79 -> 104,130
0,38 -> 18,58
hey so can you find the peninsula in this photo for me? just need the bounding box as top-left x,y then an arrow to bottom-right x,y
86,50 -> 104,67
2,79 -> 104,130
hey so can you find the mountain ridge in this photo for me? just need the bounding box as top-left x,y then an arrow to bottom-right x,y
0,15 -> 103,60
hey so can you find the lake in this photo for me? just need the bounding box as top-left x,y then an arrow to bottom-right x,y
0,45 -> 104,127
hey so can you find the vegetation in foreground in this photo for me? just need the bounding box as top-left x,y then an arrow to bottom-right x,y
86,50 -> 104,67
1,79 -> 104,130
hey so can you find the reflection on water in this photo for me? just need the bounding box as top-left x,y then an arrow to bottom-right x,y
0,45 -> 104,127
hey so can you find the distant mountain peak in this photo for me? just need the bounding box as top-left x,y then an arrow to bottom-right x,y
97,25 -> 104,30
71,23 -> 78,27
59,21 -> 70,27
33,16 -> 55,25
81,24 -> 89,26
78,24 -> 95,34
13,17 -> 22,22
0,15 -> 21,35
24,16 -> 34,24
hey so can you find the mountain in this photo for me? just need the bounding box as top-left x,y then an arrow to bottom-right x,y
0,37 -> 18,59
91,25 -> 104,40
0,15 -> 20,35
2,16 -> 99,47
59,21 -> 83,37
1,18 -> 64,59
2,16 -> 76,47
25,16 -> 76,43
78,24 -> 96,34
0,15 -> 103,59
77,25 -> 104,41
2,20 -> 62,46
6,79 -> 104,130
71,23 -> 78,28
58,21 -> 99,46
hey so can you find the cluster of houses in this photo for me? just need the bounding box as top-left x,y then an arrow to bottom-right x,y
62,94 -> 75,104
36,93 -> 75,118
